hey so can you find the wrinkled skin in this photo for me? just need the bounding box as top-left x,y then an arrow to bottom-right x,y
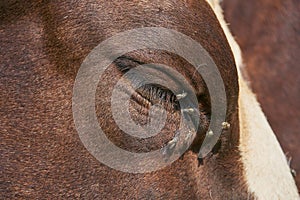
0,0 -> 252,199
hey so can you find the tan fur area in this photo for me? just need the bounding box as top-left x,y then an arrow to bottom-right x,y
239,78 -> 299,199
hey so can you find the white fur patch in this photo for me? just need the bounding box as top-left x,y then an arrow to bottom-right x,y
205,0 -> 299,199
238,79 -> 299,199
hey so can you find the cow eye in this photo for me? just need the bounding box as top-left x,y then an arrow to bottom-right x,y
113,56 -> 181,111
109,55 -> 211,153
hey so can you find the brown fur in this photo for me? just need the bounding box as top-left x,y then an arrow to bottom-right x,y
1,0 -> 250,199
223,0 -> 300,191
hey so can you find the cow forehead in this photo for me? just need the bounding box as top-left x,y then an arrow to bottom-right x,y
42,0 -> 238,108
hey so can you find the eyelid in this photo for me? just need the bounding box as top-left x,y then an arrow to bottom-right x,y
113,55 -> 144,73
113,56 -> 177,104
113,56 -> 190,110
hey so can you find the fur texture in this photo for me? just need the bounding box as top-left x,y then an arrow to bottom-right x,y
206,0 -> 299,198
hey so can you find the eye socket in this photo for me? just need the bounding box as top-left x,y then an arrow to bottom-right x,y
109,55 -> 212,154
113,55 -> 210,116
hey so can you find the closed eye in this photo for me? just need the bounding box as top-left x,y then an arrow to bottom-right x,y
113,56 -> 180,110
112,55 -> 211,152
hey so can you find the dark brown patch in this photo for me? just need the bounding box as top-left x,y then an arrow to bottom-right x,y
1,0 -> 250,199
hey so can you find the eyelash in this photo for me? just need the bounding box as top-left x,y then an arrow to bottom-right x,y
137,84 -> 180,110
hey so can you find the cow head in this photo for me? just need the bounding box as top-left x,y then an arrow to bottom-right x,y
0,0 -> 298,199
